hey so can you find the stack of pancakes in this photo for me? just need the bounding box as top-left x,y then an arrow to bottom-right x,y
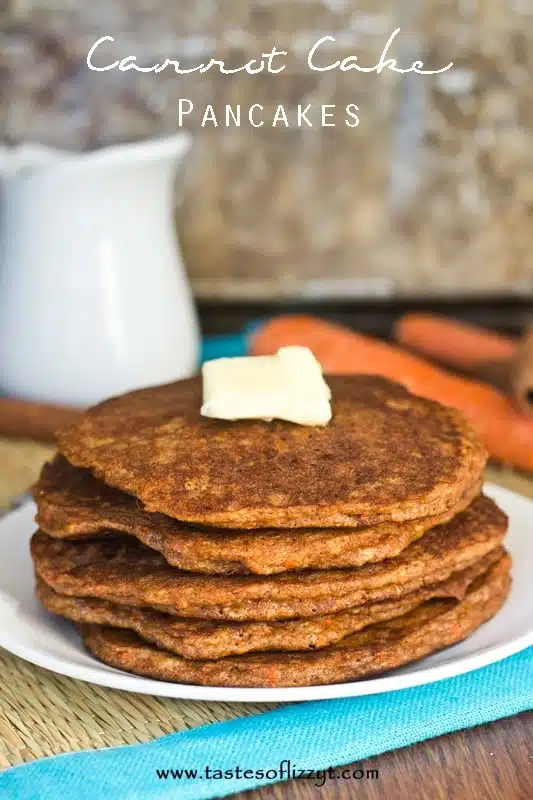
31,376 -> 511,688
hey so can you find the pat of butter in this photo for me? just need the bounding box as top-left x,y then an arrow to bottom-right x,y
201,346 -> 332,426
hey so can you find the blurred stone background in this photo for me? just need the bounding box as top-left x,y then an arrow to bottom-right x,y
2,0 -> 533,298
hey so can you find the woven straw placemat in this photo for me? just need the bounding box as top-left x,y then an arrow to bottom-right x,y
0,437 -> 531,768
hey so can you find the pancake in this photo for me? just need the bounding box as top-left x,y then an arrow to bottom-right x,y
31,495 -> 507,621
36,548 -> 503,659
34,455 -> 481,575
57,375 -> 486,529
81,555 -> 511,687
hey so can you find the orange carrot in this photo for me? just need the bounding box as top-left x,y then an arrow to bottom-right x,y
251,314 -> 533,472
394,313 -> 517,370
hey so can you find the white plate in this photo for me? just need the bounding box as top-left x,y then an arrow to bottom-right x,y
0,483 -> 531,703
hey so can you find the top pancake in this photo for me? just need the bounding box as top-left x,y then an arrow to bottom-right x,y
57,375 -> 486,529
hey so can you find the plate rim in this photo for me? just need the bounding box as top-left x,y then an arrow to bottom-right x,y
0,482 -> 531,704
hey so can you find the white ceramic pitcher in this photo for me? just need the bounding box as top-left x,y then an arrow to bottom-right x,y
0,135 -> 199,407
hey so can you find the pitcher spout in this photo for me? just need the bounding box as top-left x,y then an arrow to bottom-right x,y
0,143 -> 76,179
0,134 -> 192,184
76,133 -> 193,172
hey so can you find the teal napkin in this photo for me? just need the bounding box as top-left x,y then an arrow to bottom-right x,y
1,646 -> 532,799
201,333 -> 249,363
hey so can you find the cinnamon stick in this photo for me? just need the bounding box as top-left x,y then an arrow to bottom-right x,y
0,397 -> 82,443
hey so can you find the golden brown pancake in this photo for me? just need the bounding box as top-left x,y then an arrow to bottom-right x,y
36,548 -> 503,659
34,455 -> 481,575
81,555 -> 511,687
57,375 -> 486,529
31,495 -> 507,621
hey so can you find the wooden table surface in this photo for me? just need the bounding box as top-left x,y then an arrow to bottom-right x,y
234,712 -> 533,799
